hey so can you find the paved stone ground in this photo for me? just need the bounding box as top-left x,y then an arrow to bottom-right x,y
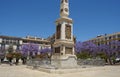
0,64 -> 120,77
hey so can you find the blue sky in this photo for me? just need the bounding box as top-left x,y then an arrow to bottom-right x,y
0,0 -> 120,41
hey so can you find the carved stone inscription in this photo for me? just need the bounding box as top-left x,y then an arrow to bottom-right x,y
65,24 -> 71,39
56,24 -> 61,39
65,47 -> 72,54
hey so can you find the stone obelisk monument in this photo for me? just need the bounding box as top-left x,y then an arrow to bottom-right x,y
52,0 -> 77,68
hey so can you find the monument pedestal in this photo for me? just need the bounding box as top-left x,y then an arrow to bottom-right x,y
52,39 -> 78,69
51,55 -> 78,69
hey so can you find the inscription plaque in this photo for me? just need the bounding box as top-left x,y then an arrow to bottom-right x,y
65,24 -> 71,39
65,47 -> 72,54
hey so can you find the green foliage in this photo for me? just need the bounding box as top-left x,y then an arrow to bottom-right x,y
97,52 -> 107,60
76,51 -> 107,60
12,52 -> 22,59
76,52 -> 92,59
35,54 -> 43,59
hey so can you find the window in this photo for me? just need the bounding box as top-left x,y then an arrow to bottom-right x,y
109,36 -> 111,39
118,34 -> 120,38
6,40 -> 9,44
105,37 -> 107,40
55,47 -> 60,53
113,35 -> 116,38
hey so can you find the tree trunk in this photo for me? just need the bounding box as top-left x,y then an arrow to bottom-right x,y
22,58 -> 27,64
15,58 -> 19,65
108,58 -> 112,65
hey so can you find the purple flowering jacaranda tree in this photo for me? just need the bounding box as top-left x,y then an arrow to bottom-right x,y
21,43 -> 39,58
98,44 -> 116,64
75,41 -> 98,59
75,41 -> 83,53
83,41 -> 98,56
40,48 -> 52,58
110,41 -> 120,57
39,48 -> 52,63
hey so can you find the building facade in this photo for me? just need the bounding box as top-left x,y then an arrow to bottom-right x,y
0,35 -> 51,52
86,32 -> 120,57
87,32 -> 120,46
